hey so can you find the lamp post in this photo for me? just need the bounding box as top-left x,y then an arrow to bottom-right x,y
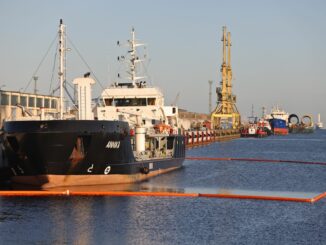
33,76 -> 38,94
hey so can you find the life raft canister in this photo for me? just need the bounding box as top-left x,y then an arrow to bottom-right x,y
154,123 -> 171,133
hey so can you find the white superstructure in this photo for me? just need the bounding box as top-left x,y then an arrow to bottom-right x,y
264,106 -> 289,124
94,28 -> 178,131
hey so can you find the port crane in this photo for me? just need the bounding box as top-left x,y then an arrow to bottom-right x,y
211,26 -> 240,129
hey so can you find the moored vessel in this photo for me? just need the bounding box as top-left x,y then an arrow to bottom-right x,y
240,117 -> 270,138
265,106 -> 289,135
2,20 -> 185,188
269,118 -> 288,135
264,106 -> 289,124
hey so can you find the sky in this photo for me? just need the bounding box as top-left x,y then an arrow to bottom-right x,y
1,0 -> 326,122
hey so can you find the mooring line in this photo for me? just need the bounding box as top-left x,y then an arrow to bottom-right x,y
186,157 -> 326,166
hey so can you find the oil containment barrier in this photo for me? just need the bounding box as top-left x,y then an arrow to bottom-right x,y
1,156 -> 325,202
0,190 -> 325,203
186,157 -> 326,166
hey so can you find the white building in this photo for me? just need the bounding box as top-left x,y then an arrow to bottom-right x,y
0,90 -> 60,127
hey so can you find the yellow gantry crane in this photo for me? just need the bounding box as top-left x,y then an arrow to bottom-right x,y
211,26 -> 241,129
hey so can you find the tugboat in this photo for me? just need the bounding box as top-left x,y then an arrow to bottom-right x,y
240,124 -> 257,137
240,117 -> 270,138
257,118 -> 272,136
2,20 -> 185,188
240,117 -> 258,137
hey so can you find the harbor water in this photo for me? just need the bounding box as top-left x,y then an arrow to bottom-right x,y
1,131 -> 326,244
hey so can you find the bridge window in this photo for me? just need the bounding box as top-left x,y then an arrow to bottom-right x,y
148,98 -> 156,105
51,99 -> 57,109
0,93 -> 9,105
36,97 -> 43,107
104,99 -> 113,106
29,97 -> 35,107
114,98 -> 147,106
21,96 -> 27,106
44,98 -> 50,108
11,95 -> 19,106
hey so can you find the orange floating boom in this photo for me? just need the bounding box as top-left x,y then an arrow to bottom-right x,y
69,191 -> 199,197
199,193 -> 312,203
0,190 -> 325,203
311,192 -> 326,203
186,157 -> 326,166
0,190 -> 68,196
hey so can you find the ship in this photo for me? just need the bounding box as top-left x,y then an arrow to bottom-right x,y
240,117 -> 270,138
265,106 -> 289,135
264,106 -> 289,123
269,118 -> 288,135
257,118 -> 272,135
2,20 -> 185,188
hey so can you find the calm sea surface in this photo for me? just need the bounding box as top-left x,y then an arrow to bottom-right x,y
1,131 -> 326,244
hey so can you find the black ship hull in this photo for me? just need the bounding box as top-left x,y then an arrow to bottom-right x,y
3,120 -> 185,188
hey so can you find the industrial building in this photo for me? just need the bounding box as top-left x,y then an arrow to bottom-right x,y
0,90 -> 60,127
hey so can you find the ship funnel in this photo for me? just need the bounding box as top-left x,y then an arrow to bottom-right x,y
73,77 -> 96,120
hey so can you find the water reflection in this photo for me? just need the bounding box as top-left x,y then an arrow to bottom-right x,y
46,193 -> 139,244
48,198 -> 69,244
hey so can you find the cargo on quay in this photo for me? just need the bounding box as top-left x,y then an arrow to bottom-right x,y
289,114 -> 314,134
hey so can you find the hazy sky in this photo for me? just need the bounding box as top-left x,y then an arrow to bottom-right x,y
1,0 -> 325,122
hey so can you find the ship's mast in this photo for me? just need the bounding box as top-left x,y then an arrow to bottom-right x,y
126,27 -> 144,86
58,19 -> 66,119
117,28 -> 146,86
130,28 -> 137,86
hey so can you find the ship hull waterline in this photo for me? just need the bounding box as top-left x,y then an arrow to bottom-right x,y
3,120 -> 186,188
11,165 -> 182,188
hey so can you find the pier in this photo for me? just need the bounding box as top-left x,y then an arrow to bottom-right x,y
184,128 -> 240,147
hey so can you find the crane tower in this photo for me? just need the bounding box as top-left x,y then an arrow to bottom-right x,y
208,80 -> 213,113
211,26 -> 240,129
